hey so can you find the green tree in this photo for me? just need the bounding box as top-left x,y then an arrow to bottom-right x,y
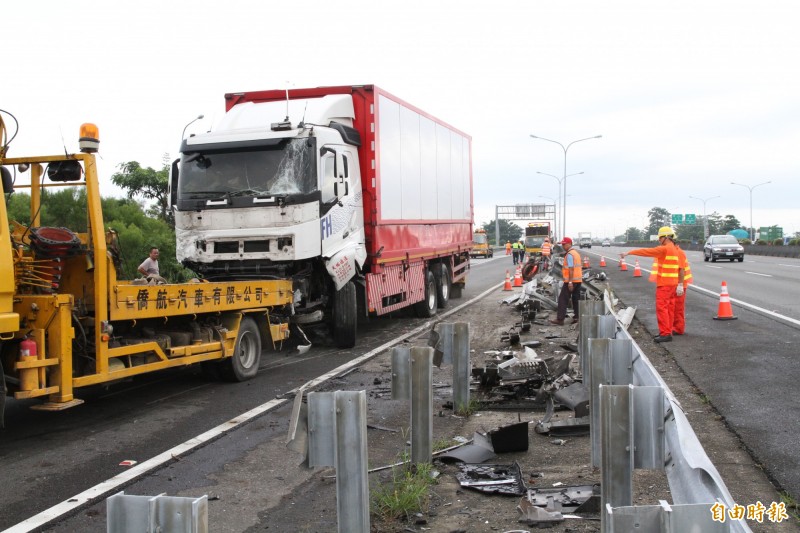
719,214 -> 742,234
111,160 -> 172,225
480,219 -> 524,245
646,207 -> 671,237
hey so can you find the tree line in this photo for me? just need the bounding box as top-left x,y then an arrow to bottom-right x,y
478,206 -> 795,245
6,159 -> 194,281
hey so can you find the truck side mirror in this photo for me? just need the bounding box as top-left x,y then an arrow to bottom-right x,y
169,158 -> 180,208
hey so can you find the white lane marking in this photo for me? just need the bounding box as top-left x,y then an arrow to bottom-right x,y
745,271 -> 772,277
688,284 -> 800,328
779,264 -> 800,268
703,265 -> 722,269
6,281 -> 503,533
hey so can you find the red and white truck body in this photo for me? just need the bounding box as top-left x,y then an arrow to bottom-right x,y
172,85 -> 473,347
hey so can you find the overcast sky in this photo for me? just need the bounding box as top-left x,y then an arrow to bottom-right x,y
5,0 -> 798,238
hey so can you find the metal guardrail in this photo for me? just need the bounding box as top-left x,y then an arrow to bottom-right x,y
585,295 -> 751,532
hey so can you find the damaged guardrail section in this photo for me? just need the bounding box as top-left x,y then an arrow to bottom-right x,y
589,292 -> 748,533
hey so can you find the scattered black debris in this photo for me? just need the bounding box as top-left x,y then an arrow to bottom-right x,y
437,431 -> 495,464
488,422 -> 529,453
521,484 -> 599,511
456,461 -> 526,496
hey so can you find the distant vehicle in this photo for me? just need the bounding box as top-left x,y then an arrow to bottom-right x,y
471,229 -> 493,258
602,240 -> 611,247
704,235 -> 744,262
524,222 -> 551,256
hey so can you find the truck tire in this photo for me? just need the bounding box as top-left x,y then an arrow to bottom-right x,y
332,281 -> 357,349
414,270 -> 438,318
433,263 -> 451,309
221,316 -> 261,382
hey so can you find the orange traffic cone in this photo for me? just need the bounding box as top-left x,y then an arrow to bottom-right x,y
649,260 -> 658,282
620,258 -> 628,271
513,266 -> 523,287
713,281 -> 737,320
503,270 -> 513,291
599,256 -> 606,267
633,259 -> 642,277
583,256 -> 590,268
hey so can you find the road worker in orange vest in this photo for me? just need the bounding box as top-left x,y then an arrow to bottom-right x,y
541,237 -> 552,271
505,241 -> 512,255
672,243 -> 692,335
549,237 -> 582,325
620,226 -> 684,343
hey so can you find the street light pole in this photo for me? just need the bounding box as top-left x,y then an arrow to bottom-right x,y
688,195 -> 720,240
536,171 -> 583,239
530,135 -> 602,237
182,114 -> 205,139
730,181 -> 771,242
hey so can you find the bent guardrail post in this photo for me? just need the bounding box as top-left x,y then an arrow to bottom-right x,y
578,312 -> 617,390
452,322 -> 471,413
599,384 -> 665,533
308,391 -> 370,533
391,347 -> 411,400
589,338 -> 635,467
410,347 -> 434,464
107,492 -> 208,533
391,346 -> 434,464
438,322 -> 454,365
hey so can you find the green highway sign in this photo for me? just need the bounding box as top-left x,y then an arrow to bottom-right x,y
671,214 -> 683,224
685,214 -> 696,224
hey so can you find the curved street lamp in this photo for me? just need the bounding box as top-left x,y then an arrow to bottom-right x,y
536,171 -> 583,240
730,181 -> 771,241
688,195 -> 720,240
530,135 -> 602,237
182,114 -> 205,140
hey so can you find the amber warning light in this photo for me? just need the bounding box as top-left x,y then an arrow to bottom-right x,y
79,123 -> 100,153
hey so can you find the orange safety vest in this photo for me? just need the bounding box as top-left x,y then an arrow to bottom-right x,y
505,242 -> 512,251
541,242 -> 552,257
629,241 -> 680,287
676,246 -> 692,288
562,248 -> 583,282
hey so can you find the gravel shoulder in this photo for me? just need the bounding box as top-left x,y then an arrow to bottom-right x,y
246,283 -> 798,533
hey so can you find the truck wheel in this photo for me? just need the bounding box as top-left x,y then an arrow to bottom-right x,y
433,263 -> 451,309
221,316 -> 261,382
332,281 -> 357,349
414,270 -> 438,318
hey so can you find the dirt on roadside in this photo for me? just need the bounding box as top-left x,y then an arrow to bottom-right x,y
249,284 -> 798,533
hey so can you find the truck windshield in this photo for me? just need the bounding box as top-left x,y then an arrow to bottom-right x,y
525,237 -> 544,248
178,139 -> 317,199
473,234 -> 488,244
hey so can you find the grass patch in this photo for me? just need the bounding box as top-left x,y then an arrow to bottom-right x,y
780,491 -> 800,521
454,397 -> 482,416
432,437 -> 453,453
371,461 -> 437,522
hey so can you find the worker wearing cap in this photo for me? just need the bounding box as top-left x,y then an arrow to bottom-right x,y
549,237 -> 582,325
620,226 -> 685,343
505,241 -> 512,256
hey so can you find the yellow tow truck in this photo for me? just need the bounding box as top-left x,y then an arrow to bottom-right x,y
470,228 -> 493,258
0,120 -> 293,422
